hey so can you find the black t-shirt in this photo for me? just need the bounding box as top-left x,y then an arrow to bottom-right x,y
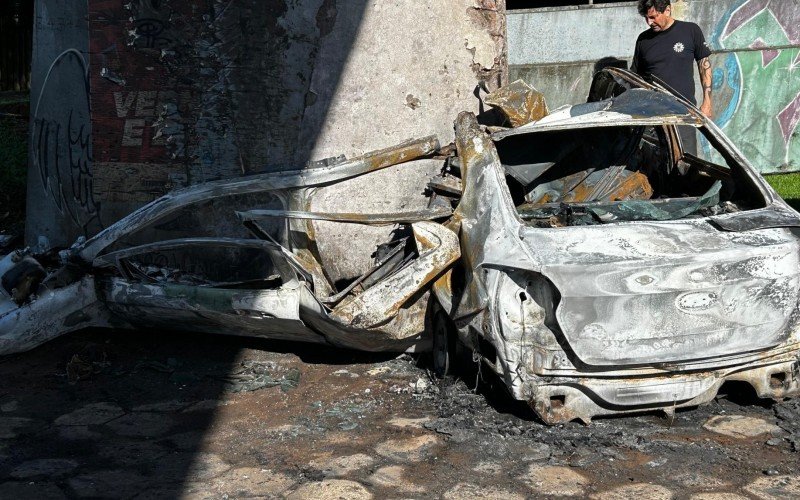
631,20 -> 712,104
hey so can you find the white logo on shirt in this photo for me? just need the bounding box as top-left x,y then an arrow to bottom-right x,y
674,42 -> 685,53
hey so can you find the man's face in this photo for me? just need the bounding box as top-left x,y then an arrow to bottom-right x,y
644,6 -> 672,31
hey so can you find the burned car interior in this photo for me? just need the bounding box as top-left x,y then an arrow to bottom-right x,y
496,125 -> 753,226
3,68 -> 800,425
491,108 -> 766,229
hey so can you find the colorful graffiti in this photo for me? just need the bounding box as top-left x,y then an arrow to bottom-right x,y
709,0 -> 800,173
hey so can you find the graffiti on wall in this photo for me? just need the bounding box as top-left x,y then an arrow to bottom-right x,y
710,0 -> 800,173
113,91 -> 173,147
88,0 -> 190,212
32,49 -> 103,235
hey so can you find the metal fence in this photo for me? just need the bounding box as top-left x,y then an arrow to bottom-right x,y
0,1 -> 33,92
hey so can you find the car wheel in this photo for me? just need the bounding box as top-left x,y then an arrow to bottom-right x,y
432,307 -> 455,379
2,256 -> 46,304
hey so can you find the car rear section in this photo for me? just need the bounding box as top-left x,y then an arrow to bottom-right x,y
499,220 -> 800,424
448,76 -> 800,424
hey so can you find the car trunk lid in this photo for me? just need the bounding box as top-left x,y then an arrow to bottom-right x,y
519,220 -> 800,367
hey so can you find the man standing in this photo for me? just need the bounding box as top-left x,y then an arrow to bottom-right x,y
632,0 -> 713,152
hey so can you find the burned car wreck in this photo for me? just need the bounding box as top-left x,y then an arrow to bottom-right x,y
3,68 -> 800,424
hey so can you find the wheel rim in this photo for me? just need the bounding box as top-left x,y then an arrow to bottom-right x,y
432,311 -> 450,377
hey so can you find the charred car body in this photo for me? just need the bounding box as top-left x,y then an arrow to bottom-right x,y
2,68 -> 800,424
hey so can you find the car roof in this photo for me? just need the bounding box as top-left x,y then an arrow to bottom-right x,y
492,87 -> 703,141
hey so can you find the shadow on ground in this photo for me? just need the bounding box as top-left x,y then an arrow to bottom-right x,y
2,326 -> 800,498
0,1 -> 376,497
0,328 -> 398,498
0,328 -> 248,497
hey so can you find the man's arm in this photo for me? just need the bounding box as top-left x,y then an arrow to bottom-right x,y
692,21 -> 714,119
697,58 -> 713,118
697,57 -> 713,118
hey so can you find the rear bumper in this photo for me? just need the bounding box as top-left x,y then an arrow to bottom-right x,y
489,268 -> 800,424
525,351 -> 800,425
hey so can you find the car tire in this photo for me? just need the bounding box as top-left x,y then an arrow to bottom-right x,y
432,305 -> 457,379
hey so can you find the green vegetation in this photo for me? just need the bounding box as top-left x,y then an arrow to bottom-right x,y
0,92 -> 28,107
766,173 -> 800,211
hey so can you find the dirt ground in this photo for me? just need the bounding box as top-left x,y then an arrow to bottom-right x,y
0,327 -> 798,499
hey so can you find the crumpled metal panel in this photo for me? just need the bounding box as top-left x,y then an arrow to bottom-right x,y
524,168 -> 653,205
101,278 -> 317,343
492,88 -> 703,140
0,136 -> 456,356
450,111 -> 536,322
532,224 -> 800,366
329,222 -> 459,329
447,70 -> 800,423
485,216 -> 800,372
77,136 -> 440,263
0,277 -> 113,356
484,79 -> 548,127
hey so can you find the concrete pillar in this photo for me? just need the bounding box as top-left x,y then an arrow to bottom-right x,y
27,0 -> 507,251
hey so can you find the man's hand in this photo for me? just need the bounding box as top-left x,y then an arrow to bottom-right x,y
700,100 -> 713,119
698,57 -> 713,119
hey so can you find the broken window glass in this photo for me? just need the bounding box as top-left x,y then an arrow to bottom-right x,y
496,123 -> 760,226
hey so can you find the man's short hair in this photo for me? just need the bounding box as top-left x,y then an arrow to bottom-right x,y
637,0 -> 671,16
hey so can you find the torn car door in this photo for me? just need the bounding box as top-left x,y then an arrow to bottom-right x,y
95,238 -> 320,344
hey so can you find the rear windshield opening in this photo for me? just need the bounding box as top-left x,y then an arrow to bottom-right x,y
494,125 -> 765,227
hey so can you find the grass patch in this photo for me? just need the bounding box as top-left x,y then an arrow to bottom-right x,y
765,173 -> 800,211
0,92 -> 29,107
0,115 -> 28,227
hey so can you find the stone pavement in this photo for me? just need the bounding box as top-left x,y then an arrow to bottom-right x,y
0,328 -> 798,498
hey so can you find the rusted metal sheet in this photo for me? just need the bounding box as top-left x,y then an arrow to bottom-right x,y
524,169 -> 653,205
483,79 -> 548,127
428,174 -> 463,197
329,222 -> 459,329
237,206 -> 453,225
1,134 -> 459,356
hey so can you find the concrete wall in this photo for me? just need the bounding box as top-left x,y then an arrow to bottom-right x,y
508,0 -> 800,173
27,0 -> 506,253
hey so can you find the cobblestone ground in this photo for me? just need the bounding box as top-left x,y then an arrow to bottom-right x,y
0,328 -> 798,499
